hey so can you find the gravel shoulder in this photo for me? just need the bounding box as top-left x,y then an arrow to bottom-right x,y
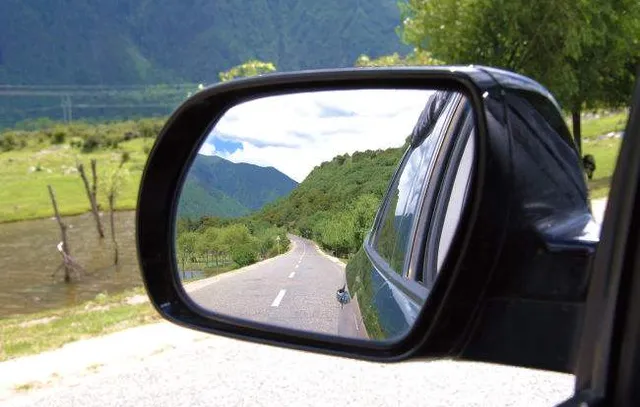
1,320 -> 574,407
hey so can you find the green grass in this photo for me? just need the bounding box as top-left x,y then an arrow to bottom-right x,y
579,112 -> 628,140
562,110 -> 628,199
0,111 -> 627,224
0,287 -> 160,362
583,136 -> 623,199
0,138 -> 152,222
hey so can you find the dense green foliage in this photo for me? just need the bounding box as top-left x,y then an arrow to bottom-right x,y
0,118 -> 163,153
179,154 -> 298,220
260,146 -> 406,257
0,1 -> 404,84
355,50 -> 442,67
176,143 -> 407,267
176,218 -> 289,273
219,60 -> 277,82
0,0 -> 405,126
178,181 -> 250,220
398,0 -> 640,147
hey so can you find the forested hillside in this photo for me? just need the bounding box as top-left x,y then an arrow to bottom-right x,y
0,0 -> 404,85
258,146 -> 406,257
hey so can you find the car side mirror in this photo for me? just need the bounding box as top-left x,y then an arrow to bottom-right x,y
137,67 -> 598,372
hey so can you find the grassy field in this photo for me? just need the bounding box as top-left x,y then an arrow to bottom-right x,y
583,137 -> 622,198
0,138 -> 152,223
0,111 -> 627,223
578,111 -> 627,199
0,287 -> 160,362
580,112 -> 628,140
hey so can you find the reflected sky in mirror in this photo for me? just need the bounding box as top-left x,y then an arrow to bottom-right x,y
199,89 -> 434,182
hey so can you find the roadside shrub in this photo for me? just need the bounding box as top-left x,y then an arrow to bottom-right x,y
52,131 -> 66,144
137,120 -> 161,139
120,151 -> 131,165
82,134 -> 102,152
70,137 -> 84,149
231,244 -> 257,267
123,132 -> 138,141
0,134 -> 17,151
105,139 -> 119,149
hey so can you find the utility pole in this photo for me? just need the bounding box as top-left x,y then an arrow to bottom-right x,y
60,95 -> 72,123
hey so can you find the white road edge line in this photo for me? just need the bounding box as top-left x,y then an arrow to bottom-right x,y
271,289 -> 287,307
288,272 -> 295,279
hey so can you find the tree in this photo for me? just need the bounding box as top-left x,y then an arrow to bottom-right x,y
218,60 -> 277,82
399,0 -> 640,151
350,194 -> 381,246
177,232 -> 199,269
197,227 -> 223,266
355,49 -> 442,67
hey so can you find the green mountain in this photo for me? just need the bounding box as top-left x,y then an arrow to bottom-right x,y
179,154 -> 298,219
0,0 -> 405,85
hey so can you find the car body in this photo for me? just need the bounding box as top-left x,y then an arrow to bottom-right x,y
344,68 -> 599,341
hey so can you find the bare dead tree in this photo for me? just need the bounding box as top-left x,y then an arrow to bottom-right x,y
91,159 -> 99,211
48,185 -> 84,282
108,191 -> 119,264
78,162 -> 104,238
107,155 -> 129,265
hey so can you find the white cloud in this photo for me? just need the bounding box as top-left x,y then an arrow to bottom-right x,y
198,89 -> 434,182
198,142 -> 216,156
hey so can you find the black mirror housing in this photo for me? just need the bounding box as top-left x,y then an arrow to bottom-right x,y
137,67 -> 597,371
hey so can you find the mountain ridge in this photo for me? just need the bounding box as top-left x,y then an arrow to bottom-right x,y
178,153 -> 298,219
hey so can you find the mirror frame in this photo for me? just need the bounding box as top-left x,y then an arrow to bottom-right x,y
137,68 -> 491,362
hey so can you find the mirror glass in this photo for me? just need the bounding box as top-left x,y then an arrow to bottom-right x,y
175,88 -> 476,343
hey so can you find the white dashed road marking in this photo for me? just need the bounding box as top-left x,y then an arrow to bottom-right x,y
288,272 -> 295,279
271,289 -> 286,307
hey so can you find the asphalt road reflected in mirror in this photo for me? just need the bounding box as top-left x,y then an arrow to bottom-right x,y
186,235 -> 367,339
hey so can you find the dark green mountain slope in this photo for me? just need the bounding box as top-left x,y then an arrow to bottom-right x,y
179,154 -> 298,219
259,147 -> 405,244
0,0 -> 405,85
178,180 -> 250,220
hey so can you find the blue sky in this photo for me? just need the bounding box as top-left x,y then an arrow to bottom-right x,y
198,89 -> 434,182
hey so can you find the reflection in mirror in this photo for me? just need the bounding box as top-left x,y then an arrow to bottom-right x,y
175,89 -> 475,343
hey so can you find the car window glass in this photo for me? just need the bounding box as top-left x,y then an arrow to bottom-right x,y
373,96 -> 457,275
436,128 -> 475,273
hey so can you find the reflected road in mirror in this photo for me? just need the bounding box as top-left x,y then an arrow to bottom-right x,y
185,235 -> 367,338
